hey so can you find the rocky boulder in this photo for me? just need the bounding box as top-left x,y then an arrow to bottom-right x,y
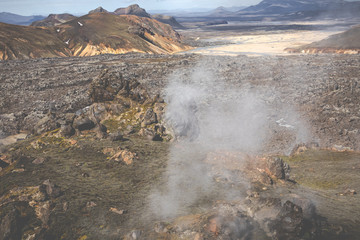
0,208 -> 22,240
141,108 -> 157,127
269,201 -> 304,240
266,157 -> 290,180
88,69 -> 122,103
40,179 -> 62,199
109,131 -> 124,141
73,116 -> 95,131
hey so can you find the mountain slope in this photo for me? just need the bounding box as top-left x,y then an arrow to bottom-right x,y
286,25 -> 360,54
0,12 -> 191,60
0,23 -> 71,60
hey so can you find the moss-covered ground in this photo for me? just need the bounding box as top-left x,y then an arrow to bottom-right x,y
0,133 -> 170,239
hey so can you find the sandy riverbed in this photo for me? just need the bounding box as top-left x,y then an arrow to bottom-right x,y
186,30 -> 343,56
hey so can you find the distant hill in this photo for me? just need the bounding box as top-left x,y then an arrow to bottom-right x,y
286,25 -> 360,54
0,12 -> 44,25
31,14 -> 76,27
151,14 -> 185,29
240,0 -> 360,19
114,4 -> 151,18
242,0 -> 319,14
0,12 -> 191,60
208,6 -> 233,17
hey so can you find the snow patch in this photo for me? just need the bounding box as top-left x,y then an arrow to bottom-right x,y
56,29 -> 60,33
276,118 -> 295,129
65,39 -> 70,45
78,22 -> 83,27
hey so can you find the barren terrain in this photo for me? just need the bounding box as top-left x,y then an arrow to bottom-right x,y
0,51 -> 359,239
1,11 -> 360,239
179,20 -> 357,56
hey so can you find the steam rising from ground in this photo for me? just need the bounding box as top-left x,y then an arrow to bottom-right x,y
149,59 -> 311,219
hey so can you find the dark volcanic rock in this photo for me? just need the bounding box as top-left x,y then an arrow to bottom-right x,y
269,201 -> 304,240
0,202 -> 39,240
89,69 -> 122,103
141,108 -> 157,127
0,208 -> 21,240
60,124 -> 75,137
109,131 -> 124,141
33,114 -> 59,135
73,117 -> 95,131
267,157 -> 290,180
95,123 -> 107,139
127,26 -> 145,37
287,194 -> 317,219
205,20 -> 228,26
40,179 -> 62,199
32,157 -> 48,165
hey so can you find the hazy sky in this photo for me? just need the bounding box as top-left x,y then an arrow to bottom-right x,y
0,0 -> 263,15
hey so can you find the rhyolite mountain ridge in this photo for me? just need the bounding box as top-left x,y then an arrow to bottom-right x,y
30,4 -> 184,29
0,5 -> 191,60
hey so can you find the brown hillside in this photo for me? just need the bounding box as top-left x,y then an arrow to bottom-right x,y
0,23 -> 71,60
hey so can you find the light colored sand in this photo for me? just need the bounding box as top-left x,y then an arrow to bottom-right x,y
0,133 -> 28,146
187,30 -> 343,56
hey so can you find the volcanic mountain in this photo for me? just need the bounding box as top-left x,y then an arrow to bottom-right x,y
0,12 -> 191,60
286,24 -> 360,54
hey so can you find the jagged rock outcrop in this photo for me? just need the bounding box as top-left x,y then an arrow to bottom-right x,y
49,68 -> 170,140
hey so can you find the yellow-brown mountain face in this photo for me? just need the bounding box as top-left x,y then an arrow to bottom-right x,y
0,12 -> 191,60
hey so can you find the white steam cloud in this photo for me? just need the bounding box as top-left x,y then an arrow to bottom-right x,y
149,58 -> 311,219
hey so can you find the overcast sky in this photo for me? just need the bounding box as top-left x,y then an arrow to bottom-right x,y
0,0 -> 263,15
